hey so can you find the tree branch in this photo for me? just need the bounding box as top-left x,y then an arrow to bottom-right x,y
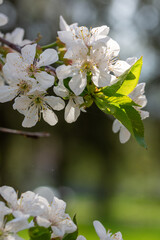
0,127 -> 50,139
0,36 -> 21,53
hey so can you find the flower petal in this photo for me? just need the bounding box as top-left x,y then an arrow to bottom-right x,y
59,16 -> 70,31
44,96 -> 65,111
21,44 -> 37,65
36,49 -> 58,68
119,125 -> 131,144
111,60 -> 130,76
43,108 -> 58,126
65,98 -> 80,123
22,105 -> 38,128
56,65 -> 73,81
93,220 -> 107,240
13,96 -> 32,115
35,71 -> 55,90
54,82 -> 69,98
0,186 -> 18,209
0,13 -> 8,26
0,86 -> 18,102
112,119 -> 121,133
69,73 -> 87,95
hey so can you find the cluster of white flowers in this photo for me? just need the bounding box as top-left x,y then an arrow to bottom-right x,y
0,0 -> 149,144
0,186 -> 77,240
0,186 -> 123,240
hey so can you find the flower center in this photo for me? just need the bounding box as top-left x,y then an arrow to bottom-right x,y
17,80 -> 32,95
27,64 -> 38,77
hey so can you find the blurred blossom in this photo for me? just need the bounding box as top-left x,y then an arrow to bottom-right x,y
135,5 -> 159,31
0,1 -> 17,30
34,186 -> 59,203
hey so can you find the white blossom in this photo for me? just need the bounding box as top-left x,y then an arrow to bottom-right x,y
0,186 -> 49,218
36,196 -> 77,238
0,0 -> 8,27
0,43 -> 58,103
0,201 -> 31,240
58,16 -> 109,48
54,82 -> 85,123
4,28 -> 31,47
13,90 -> 65,127
56,40 -> 130,95
112,83 -> 149,143
93,220 -> 123,240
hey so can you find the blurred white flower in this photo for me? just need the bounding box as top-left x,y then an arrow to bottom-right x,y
112,83 -> 149,143
0,186 -> 49,217
54,82 -> 85,123
0,201 -> 32,240
13,90 -> 65,127
0,0 -> 8,27
93,220 -> 123,240
36,196 -> 77,238
5,27 -> 31,46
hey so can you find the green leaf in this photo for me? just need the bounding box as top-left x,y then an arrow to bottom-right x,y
28,226 -> 51,240
95,94 -> 146,148
63,215 -> 78,240
102,57 -> 143,96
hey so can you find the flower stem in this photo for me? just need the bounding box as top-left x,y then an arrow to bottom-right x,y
0,36 -> 21,53
41,41 -> 57,50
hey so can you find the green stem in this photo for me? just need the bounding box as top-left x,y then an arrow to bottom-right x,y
41,41 -> 57,50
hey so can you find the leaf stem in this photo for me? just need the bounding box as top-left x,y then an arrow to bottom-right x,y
41,41 -> 57,50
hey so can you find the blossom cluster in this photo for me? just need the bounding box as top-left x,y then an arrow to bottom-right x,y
0,0 -> 149,146
0,186 -> 123,240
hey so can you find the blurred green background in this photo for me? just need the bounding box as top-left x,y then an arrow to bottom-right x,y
0,0 -> 160,239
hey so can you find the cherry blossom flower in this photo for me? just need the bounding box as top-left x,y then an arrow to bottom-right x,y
112,83 -> 149,143
0,186 -> 49,218
0,0 -> 8,27
58,16 -> 109,48
93,220 -> 123,240
56,40 -> 130,95
5,27 -> 31,46
36,196 -> 77,238
13,90 -> 65,127
0,201 -> 31,240
54,82 -> 85,123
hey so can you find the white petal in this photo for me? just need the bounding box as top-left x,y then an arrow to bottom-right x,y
92,68 -> 111,87
112,232 -> 123,240
93,221 -> 107,240
0,13 -> 8,26
44,96 -> 65,110
59,16 -> 70,31
111,60 -> 130,77
69,73 -> 87,95
58,31 -> 74,46
56,65 -> 73,80
0,186 -> 18,209
64,42 -> 88,61
0,201 -> 12,224
139,110 -> 149,120
126,57 -> 137,66
5,216 -> 30,233
119,125 -> 131,144
36,216 -> 51,228
21,44 -> 37,65
43,108 -> 58,126
54,82 -> 69,98
36,49 -> 58,68
51,226 -> 64,238
77,236 -> 87,240
0,86 -> 18,102
22,105 -> 38,128
35,71 -> 55,90
112,119 -> 121,133
13,96 -> 32,115
65,99 -> 80,123
5,28 -> 24,45
129,83 -> 145,100
106,38 -> 120,57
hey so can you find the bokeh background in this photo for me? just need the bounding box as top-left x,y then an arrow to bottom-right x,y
0,0 -> 160,239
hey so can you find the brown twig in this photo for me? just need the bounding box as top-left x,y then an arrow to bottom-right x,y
0,36 -> 21,53
0,127 -> 50,139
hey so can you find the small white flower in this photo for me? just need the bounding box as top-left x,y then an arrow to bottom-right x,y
0,186 -> 49,217
0,44 -> 58,103
0,201 -> 31,240
54,82 -> 85,123
93,220 -> 123,240
5,28 -> 31,47
0,0 -> 8,27
37,196 -> 77,238
58,16 -> 109,48
112,83 -> 149,143
13,90 -> 65,127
